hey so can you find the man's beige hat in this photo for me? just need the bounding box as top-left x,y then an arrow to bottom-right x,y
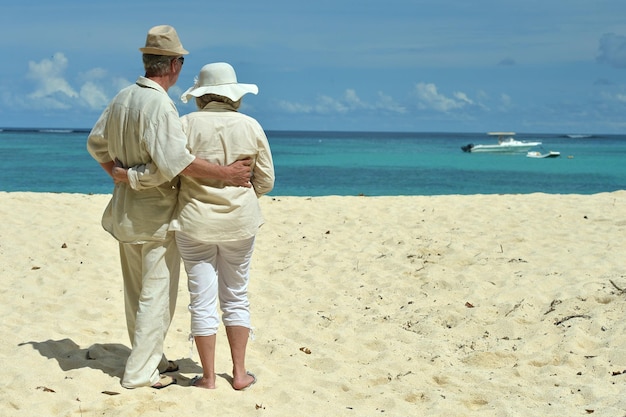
139,25 -> 189,56
181,62 -> 258,103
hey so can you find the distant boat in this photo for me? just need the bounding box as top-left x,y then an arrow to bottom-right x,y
39,129 -> 74,133
565,134 -> 593,139
461,132 -> 541,153
526,150 -> 560,159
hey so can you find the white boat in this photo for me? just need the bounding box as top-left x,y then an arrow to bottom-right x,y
526,150 -> 560,159
566,134 -> 593,139
461,132 -> 541,153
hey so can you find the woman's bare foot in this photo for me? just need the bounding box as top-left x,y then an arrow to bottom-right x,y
191,375 -> 216,389
233,371 -> 256,391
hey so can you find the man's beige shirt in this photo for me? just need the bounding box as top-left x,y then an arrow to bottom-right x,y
86,76 -> 195,243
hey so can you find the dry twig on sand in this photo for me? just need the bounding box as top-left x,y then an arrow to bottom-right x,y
609,279 -> 626,295
554,314 -> 591,326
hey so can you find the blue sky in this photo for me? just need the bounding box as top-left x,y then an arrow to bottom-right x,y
1,0 -> 625,133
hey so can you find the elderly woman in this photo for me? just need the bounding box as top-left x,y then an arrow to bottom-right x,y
175,62 -> 274,390
118,62 -> 274,390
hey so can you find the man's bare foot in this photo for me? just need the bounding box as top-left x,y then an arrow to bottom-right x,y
233,371 -> 256,391
191,375 -> 216,389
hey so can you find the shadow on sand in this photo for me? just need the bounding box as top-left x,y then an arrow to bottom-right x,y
18,339 -> 201,382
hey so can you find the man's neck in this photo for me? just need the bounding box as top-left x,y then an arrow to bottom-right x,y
147,74 -> 174,92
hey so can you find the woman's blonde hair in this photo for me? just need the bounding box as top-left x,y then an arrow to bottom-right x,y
196,94 -> 241,110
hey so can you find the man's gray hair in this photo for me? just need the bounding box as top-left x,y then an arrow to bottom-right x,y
142,54 -> 175,77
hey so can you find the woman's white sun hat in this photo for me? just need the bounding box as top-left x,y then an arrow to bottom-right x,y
181,62 -> 258,103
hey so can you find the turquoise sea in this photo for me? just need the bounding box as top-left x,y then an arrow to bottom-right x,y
1,128 -> 624,196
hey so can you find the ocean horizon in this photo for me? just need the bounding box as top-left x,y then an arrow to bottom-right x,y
1,128 -> 625,196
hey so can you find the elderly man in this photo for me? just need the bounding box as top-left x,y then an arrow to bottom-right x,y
87,25 -> 251,389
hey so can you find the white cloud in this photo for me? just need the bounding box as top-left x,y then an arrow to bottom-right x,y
79,67 -> 108,83
599,89 -> 626,104
500,93 -> 512,107
315,94 -> 350,113
21,53 -> 133,111
277,99 -> 314,113
453,91 -> 474,105
27,53 -> 79,101
80,81 -> 109,109
343,89 -> 366,109
32,95 -> 74,110
414,82 -> 473,112
597,33 -> 626,69
377,91 -> 407,114
277,88 -> 406,115
112,77 -> 133,92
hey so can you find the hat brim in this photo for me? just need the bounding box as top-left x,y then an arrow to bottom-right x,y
139,46 -> 189,56
181,83 -> 258,103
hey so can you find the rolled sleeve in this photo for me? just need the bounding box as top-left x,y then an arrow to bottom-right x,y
127,162 -> 170,190
252,130 -> 275,197
86,109 -> 114,164
145,110 -> 195,181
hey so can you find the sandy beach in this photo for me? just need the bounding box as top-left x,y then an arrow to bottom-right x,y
1,191 -> 626,416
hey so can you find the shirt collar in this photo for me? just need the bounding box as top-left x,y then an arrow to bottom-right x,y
136,76 -> 167,95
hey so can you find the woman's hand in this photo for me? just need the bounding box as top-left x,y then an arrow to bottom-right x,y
112,158 -> 129,184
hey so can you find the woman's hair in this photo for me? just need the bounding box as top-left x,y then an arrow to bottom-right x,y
196,94 -> 241,110
142,54 -> 175,77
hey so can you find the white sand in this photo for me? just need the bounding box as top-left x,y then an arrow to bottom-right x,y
1,191 -> 626,416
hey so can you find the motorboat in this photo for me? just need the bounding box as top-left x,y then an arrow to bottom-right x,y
461,132 -> 541,153
526,150 -> 560,159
